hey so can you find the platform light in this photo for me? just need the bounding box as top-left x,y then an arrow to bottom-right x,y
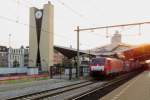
146,60 -> 150,63
129,58 -> 134,61
140,61 -> 146,64
116,53 -> 125,59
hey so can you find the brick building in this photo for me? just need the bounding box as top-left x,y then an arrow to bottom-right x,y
53,50 -> 64,65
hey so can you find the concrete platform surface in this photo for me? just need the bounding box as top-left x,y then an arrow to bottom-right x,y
101,71 -> 150,100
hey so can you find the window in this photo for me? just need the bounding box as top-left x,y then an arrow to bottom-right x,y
91,58 -> 106,65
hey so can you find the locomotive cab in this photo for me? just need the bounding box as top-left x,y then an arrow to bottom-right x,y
89,57 -> 124,77
89,57 -> 106,77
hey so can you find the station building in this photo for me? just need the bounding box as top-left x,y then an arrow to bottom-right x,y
90,31 -> 135,56
0,46 -> 8,67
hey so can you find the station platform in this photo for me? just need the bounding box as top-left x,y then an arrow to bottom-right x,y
101,70 -> 150,100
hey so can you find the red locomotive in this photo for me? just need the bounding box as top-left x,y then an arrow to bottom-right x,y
89,57 -> 140,77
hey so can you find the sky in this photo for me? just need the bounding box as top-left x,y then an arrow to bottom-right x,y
0,0 -> 150,50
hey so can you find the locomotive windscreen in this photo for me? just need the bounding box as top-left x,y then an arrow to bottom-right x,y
91,58 -> 106,65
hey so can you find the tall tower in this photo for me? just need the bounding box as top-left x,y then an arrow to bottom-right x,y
29,2 -> 54,72
111,31 -> 122,44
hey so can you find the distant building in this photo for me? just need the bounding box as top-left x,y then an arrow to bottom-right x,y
53,50 -> 64,65
0,46 -> 8,67
8,46 -> 29,67
111,31 -> 121,44
0,45 -> 67,68
24,46 -> 29,67
90,31 -> 135,56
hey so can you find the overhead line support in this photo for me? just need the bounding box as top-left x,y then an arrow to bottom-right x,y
75,21 -> 150,32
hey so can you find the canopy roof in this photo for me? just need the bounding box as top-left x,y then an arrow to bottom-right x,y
54,45 -> 95,59
121,44 -> 150,61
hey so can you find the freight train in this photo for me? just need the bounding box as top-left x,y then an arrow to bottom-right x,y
89,57 -> 141,77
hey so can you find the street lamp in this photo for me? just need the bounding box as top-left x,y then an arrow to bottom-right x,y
42,59 -> 48,70
42,59 -> 52,78
8,34 -> 11,68
76,26 -> 80,78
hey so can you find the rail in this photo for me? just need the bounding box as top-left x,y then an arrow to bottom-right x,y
7,70 -> 143,100
7,80 -> 93,100
68,70 -> 142,100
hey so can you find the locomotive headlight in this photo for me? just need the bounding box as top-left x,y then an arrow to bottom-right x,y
91,66 -> 104,71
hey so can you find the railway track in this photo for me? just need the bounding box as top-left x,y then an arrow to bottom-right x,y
41,71 -> 138,100
7,70 -> 142,100
7,80 -> 95,100
68,70 -> 142,100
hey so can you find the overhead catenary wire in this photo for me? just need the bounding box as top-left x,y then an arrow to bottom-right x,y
1,0 -> 109,46
10,0 -> 111,39
138,24 -> 142,36
4,0 -> 150,47
10,0 -> 31,8
0,13 -> 94,48
11,0 -> 99,41
52,0 -> 85,18
10,0 -> 150,35
51,0 -> 96,26
12,0 -> 85,19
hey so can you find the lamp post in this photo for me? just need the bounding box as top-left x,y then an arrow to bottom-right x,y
42,59 -> 48,72
42,59 -> 52,78
76,26 -> 80,78
8,34 -> 11,68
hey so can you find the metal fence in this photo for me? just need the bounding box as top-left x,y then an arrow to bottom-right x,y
49,65 -> 90,80
0,67 -> 28,76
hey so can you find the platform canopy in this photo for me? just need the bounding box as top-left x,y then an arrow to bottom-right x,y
54,45 -> 95,59
121,44 -> 150,61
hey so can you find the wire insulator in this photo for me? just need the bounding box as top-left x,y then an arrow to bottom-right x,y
106,28 -> 109,38
139,24 -> 141,36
